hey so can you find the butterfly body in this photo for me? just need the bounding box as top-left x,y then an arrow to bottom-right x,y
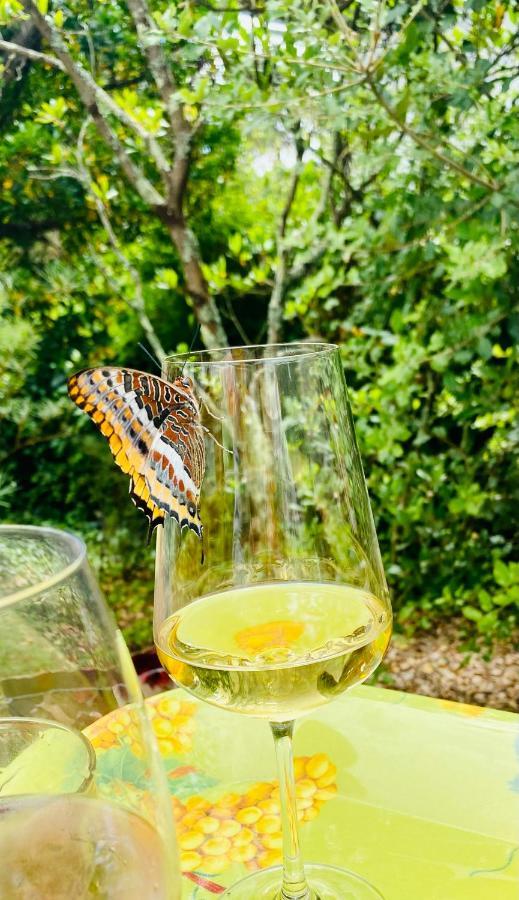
67,367 -> 205,538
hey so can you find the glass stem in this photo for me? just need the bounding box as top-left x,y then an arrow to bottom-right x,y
270,721 -> 312,900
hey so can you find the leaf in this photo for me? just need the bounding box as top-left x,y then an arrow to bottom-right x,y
0,0 -> 25,25
493,559 -> 519,589
390,309 -> 405,333
183,104 -> 199,123
228,233 -> 242,255
95,745 -> 148,790
167,770 -> 217,800
155,268 -> 179,290
445,239 -> 508,285
141,29 -> 163,48
477,589 -> 493,612
462,605 -> 482,622
477,337 -> 492,359
35,97 -> 69,126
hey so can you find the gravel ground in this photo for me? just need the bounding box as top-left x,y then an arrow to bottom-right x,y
379,623 -> 518,713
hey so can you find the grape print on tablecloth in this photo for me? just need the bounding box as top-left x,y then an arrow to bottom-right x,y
85,693 -> 338,892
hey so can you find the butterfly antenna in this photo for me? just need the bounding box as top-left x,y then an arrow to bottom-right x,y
181,323 -> 201,375
138,342 -> 162,372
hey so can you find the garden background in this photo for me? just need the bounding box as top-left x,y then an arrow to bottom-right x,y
0,0 -> 517,703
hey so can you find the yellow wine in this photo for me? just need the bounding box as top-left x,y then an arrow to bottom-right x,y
0,794 -> 172,899
157,582 -> 391,720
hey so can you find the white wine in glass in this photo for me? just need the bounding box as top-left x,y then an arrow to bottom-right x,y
157,582 -> 390,720
154,344 -> 392,899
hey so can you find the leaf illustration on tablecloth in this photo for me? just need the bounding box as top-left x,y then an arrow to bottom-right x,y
94,744 -> 149,791
168,768 -> 218,801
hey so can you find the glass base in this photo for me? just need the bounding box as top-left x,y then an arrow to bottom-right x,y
222,864 -> 384,899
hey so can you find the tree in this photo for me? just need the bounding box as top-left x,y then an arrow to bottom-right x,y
1,0 -> 230,347
1,0 -> 518,644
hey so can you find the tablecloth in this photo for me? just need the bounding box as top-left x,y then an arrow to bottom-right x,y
85,685 -> 519,899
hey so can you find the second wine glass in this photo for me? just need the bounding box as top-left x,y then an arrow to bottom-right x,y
0,525 -> 180,899
154,343 -> 392,899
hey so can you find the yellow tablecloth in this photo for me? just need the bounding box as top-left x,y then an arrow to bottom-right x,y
85,685 -> 519,899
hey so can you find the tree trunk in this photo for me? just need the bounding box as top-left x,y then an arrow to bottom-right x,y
267,255 -> 286,345
167,218 -> 227,349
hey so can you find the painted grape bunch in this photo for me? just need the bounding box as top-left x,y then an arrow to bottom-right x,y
172,752 -> 338,876
87,696 -> 338,882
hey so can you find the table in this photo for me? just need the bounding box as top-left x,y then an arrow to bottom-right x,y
85,686 -> 519,899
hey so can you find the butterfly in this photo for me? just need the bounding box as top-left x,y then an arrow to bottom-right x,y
67,367 -> 205,541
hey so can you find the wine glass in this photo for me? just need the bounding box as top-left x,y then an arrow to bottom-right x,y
0,524 -> 180,899
154,343 -> 392,899
0,717 -> 96,797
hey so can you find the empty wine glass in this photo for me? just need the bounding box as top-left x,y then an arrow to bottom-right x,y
0,524 -> 180,899
154,344 -> 392,899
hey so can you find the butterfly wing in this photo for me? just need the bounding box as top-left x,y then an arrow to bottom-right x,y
67,367 -> 205,536
143,387 -> 206,535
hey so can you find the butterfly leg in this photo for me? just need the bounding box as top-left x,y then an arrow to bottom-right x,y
200,424 -> 233,455
201,398 -> 225,422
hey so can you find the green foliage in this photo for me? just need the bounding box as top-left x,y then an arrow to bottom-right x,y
0,0 -> 518,647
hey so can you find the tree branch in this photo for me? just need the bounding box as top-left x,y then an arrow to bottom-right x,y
369,0 -> 429,73
267,135 -> 304,344
193,1 -> 265,11
367,75 -> 501,194
0,23 -> 42,129
325,0 -> 360,50
165,216 -> 228,348
20,0 -> 171,187
166,29 -> 359,76
126,0 -> 180,130
0,32 -> 164,206
221,295 -> 251,345
0,430 -> 74,462
250,14 -> 262,89
422,9 -> 467,64
13,0 -> 227,349
91,113 -> 165,208
284,133 -> 352,286
123,0 -> 227,347
75,121 -> 166,362
286,237 -> 329,286
310,146 -> 336,228
0,37 -> 64,70
125,0 -> 192,214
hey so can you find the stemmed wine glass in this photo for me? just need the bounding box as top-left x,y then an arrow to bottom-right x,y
154,343 -> 392,899
0,524 -> 180,899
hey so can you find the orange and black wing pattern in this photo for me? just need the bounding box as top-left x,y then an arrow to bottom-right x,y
67,367 -> 205,537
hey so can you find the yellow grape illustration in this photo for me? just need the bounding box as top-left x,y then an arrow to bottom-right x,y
174,753 -> 338,875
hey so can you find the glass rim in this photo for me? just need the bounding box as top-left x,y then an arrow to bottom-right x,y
0,525 -> 86,609
164,341 -> 339,368
0,715 -> 97,794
